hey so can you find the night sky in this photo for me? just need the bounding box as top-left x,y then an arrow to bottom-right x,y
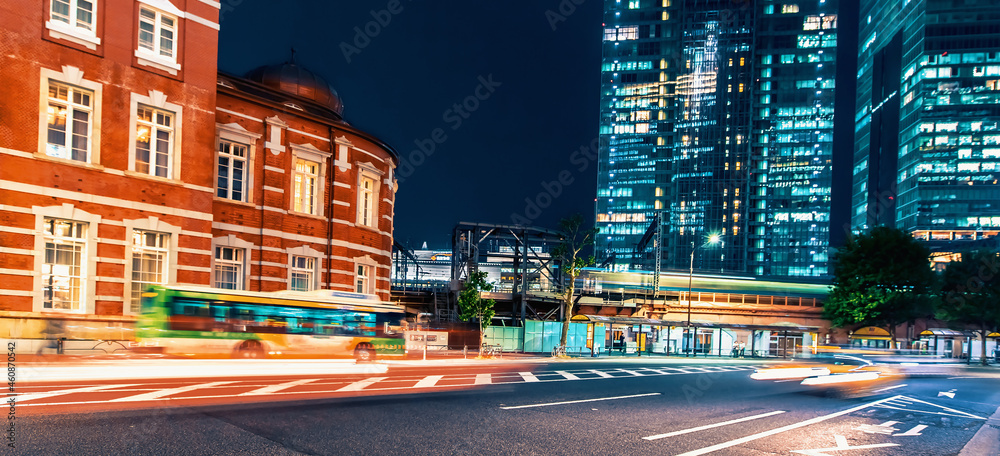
218,0 -> 605,250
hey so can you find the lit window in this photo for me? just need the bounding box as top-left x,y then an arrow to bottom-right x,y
45,81 -> 93,162
290,256 -> 315,292
214,246 -> 244,290
358,175 -> 376,227
293,158 -> 319,215
134,105 -> 174,178
42,218 -> 87,311
129,230 -> 167,313
782,4 -> 799,13
50,0 -> 95,34
217,139 -> 248,201
138,7 -> 176,61
356,264 -> 371,294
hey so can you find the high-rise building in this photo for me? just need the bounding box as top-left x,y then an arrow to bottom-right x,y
853,0 -> 1000,253
596,0 -> 838,277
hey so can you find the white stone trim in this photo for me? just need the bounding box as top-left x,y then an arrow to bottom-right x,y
134,51 -> 180,75
353,147 -> 385,163
95,296 -> 124,302
211,234 -> 255,290
44,20 -> 101,50
185,12 -> 220,30
1,180 -> 213,221
212,222 -> 391,257
176,265 -> 212,273
0,226 -> 34,236
96,277 -> 126,283
0,247 -> 34,256
262,185 -> 284,194
264,165 -> 285,174
176,247 -> 211,255
96,257 -> 127,265
216,107 -> 263,123
98,238 -> 127,246
198,0 -> 221,8
181,230 -> 213,239
333,200 -> 351,207
0,269 -> 33,276
333,181 -> 351,189
287,127 -> 330,143
0,290 -> 33,297
287,245 -> 324,291
0,205 -> 32,214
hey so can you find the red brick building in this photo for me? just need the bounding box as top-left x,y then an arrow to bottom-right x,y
0,1 -> 398,343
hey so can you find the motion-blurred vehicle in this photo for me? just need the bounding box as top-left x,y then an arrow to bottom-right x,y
751,350 -> 903,398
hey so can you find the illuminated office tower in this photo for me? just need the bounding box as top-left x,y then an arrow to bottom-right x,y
596,0 -> 838,277
854,0 -> 1000,253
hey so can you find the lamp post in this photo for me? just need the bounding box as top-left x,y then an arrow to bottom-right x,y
686,234 -> 720,356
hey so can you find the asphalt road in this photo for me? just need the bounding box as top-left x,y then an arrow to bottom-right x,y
11,359 -> 1000,455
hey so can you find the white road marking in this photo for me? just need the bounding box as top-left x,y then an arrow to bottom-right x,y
519,372 -> 540,382
643,410 -> 786,440
336,377 -> 388,392
671,368 -> 694,374
13,384 -> 139,403
111,381 -> 235,402
414,375 -> 444,388
673,395 -> 906,456
556,371 -> 580,380
240,378 -> 318,396
475,373 -> 491,385
871,383 -> 907,393
620,369 -> 645,376
646,369 -> 669,375
875,395 -> 986,420
938,390 -> 956,398
500,392 -> 660,410
589,369 -> 614,378
894,425 -> 927,437
791,434 -> 899,455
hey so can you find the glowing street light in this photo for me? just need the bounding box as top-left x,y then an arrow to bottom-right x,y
686,233 -> 721,355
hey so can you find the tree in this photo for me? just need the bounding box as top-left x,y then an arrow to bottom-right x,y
939,250 -> 1000,365
457,270 -> 496,356
824,226 -> 935,348
552,214 -> 597,355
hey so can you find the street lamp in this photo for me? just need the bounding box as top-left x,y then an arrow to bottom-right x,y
686,234 -> 721,354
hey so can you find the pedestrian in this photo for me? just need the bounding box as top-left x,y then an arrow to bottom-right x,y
739,341 -> 746,358
619,333 -> 626,354
732,341 -> 739,358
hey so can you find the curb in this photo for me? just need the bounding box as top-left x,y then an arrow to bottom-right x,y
959,403 -> 1000,456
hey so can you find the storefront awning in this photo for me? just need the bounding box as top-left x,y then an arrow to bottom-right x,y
571,315 -> 819,332
920,328 -> 973,337
989,332 -> 1000,338
851,326 -> 892,340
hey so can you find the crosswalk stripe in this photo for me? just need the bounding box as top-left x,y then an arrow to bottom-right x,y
14,384 -> 139,403
414,375 -> 444,388
646,369 -> 669,375
620,369 -> 645,376
519,372 -> 540,382
475,373 -> 492,385
111,381 -> 234,402
589,369 -> 614,378
337,377 -> 388,392
240,378 -> 318,396
556,371 -> 580,380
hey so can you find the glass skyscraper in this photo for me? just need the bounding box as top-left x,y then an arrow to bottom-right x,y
854,0 -> 1000,258
596,0 -> 837,277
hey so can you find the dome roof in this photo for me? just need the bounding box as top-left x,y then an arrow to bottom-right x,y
245,63 -> 344,116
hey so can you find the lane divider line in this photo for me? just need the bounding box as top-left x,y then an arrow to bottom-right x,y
643,410 -> 787,440
500,392 -> 661,410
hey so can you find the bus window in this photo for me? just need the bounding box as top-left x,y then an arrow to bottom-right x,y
169,298 -> 212,331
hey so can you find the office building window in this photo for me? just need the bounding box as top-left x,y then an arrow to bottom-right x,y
45,81 -> 93,162
130,230 -> 167,313
42,218 -> 87,311
135,105 -> 173,178
214,246 -> 244,290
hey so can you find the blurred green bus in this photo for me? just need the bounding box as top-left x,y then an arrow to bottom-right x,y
136,285 -> 405,361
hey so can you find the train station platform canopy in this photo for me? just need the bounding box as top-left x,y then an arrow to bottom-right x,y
571,315 -> 820,333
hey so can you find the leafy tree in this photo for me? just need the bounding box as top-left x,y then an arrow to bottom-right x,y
939,250 -> 1000,365
824,226 -> 935,348
457,270 -> 496,355
553,214 -> 597,355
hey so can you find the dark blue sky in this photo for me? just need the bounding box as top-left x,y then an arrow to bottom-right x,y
218,1 -> 604,250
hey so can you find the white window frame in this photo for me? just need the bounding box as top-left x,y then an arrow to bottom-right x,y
213,246 -> 244,290
128,230 -> 168,312
31,205 -> 101,314
37,66 -> 103,166
134,3 -> 181,74
211,235 -> 253,291
289,143 -> 331,217
290,256 -> 315,292
128,91 -> 183,181
293,158 -> 320,215
356,163 -> 383,229
353,255 -> 378,296
287,245 -> 323,292
43,80 -> 94,163
215,123 -> 260,204
123,217 -> 179,315
46,0 -> 101,50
